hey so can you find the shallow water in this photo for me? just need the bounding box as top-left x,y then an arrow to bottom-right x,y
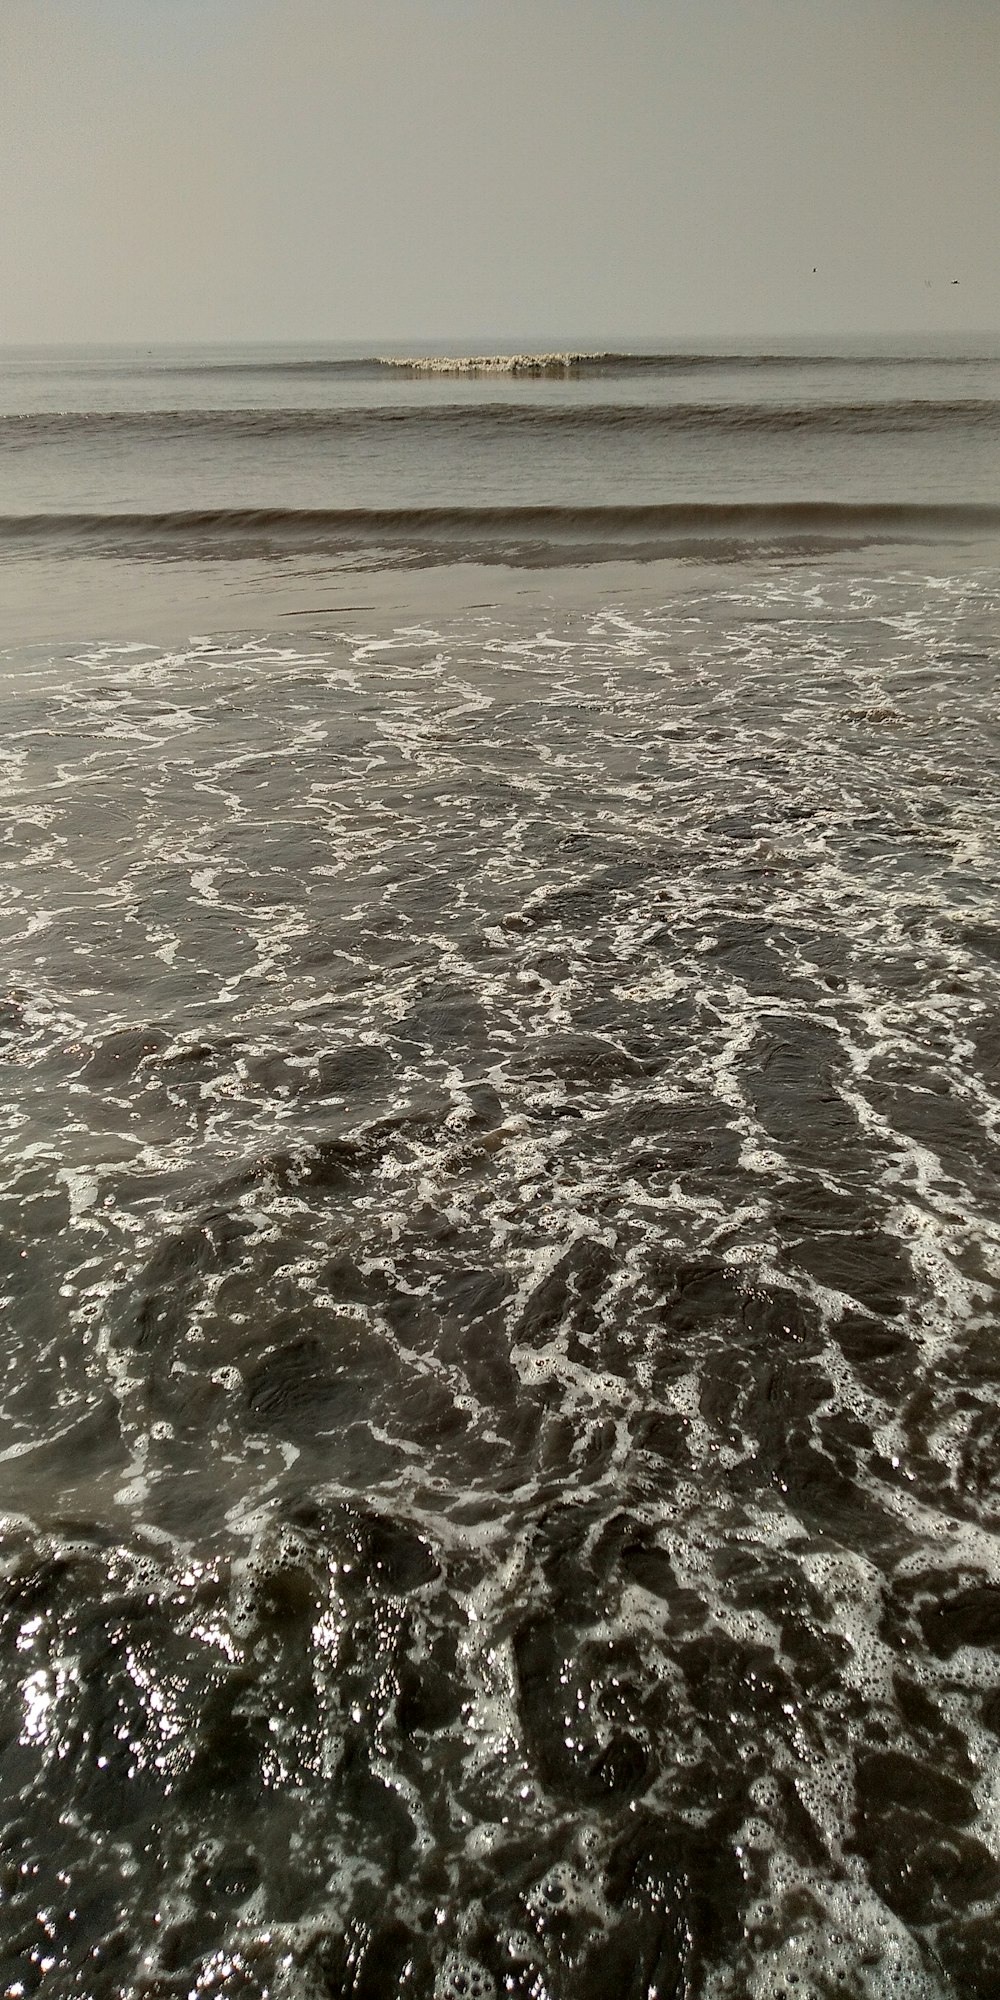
3,550 -> 1000,1996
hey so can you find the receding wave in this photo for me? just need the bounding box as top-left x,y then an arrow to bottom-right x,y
5,501 -> 1000,564
5,399 -> 998,444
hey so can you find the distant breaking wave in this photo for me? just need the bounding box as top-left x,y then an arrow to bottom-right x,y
5,501 -> 999,564
376,349 -> 1000,375
379,352 -> 607,375
6,400 -> 998,444
175,349 -> 998,378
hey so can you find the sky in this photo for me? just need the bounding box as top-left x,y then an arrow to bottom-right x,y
2,0 -> 998,343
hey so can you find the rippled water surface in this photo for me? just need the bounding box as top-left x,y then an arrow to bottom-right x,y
3,553 -> 1000,1997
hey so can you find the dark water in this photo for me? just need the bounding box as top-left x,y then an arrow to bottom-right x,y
4,338 -> 1000,521
2,342 -> 1000,1999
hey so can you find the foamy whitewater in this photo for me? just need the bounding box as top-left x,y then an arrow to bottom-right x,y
1,339 -> 1000,1999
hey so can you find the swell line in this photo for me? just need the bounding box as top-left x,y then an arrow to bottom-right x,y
4,501 -> 999,565
4,400 -> 998,444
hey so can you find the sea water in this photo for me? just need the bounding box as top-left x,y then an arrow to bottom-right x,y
1,340 -> 1000,1998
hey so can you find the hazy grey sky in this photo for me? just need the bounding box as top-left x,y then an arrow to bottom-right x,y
3,0 -> 998,342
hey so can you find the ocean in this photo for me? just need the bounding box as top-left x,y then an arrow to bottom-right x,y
2,338 -> 1000,1999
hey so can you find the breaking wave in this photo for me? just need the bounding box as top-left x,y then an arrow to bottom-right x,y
175,348 -> 1000,376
